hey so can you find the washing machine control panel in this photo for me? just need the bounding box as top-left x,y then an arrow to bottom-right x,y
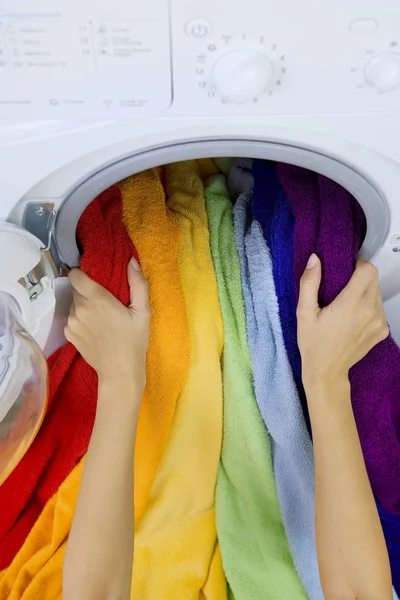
0,0 -> 172,118
170,0 -> 400,116
1,0 -> 400,118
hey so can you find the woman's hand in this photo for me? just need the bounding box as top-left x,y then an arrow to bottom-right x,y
65,257 -> 150,388
297,255 -> 392,600
297,254 -> 389,386
63,257 -> 150,600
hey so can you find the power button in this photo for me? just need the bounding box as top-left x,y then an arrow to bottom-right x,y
185,18 -> 213,39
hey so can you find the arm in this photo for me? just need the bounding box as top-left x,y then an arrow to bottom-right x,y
297,255 -> 392,600
62,258 -> 150,600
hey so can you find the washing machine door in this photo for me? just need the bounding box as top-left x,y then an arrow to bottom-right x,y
0,221 -> 57,485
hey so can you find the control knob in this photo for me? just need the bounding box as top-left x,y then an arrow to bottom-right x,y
364,52 -> 400,92
211,49 -> 274,104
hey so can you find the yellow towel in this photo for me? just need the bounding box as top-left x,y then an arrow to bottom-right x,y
197,158 -> 220,180
132,160 -> 227,599
120,170 -> 191,523
0,460 -> 83,599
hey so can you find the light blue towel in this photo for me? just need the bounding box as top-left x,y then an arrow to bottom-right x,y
233,191 -> 323,600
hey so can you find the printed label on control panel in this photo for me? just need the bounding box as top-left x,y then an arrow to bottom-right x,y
0,0 -> 171,118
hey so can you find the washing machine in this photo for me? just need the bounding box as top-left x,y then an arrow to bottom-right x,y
1,0 -> 400,477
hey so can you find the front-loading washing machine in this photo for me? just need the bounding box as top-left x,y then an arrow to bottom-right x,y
0,0 -> 400,478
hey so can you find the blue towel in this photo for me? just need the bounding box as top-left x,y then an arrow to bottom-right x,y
378,502 -> 400,596
251,160 -> 310,432
234,191 -> 322,600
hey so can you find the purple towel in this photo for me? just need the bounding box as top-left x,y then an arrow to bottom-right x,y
251,160 -> 310,432
278,162 -> 400,515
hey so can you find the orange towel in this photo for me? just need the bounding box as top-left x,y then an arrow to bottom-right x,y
119,170 -> 191,522
131,161 -> 226,599
0,171 -> 191,597
0,460 -> 83,599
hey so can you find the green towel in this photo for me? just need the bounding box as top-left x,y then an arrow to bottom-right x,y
205,175 -> 307,600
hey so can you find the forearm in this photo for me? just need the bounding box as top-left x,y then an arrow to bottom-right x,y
63,378 -> 141,600
306,376 -> 392,600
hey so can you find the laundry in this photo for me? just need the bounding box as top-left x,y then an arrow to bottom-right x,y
197,157 -> 221,179
213,157 -> 234,176
278,163 -> 400,515
1,155 -> 399,599
131,161 -> 226,599
226,158 -> 254,198
0,460 -> 83,600
119,169 -> 191,523
251,160 -> 310,433
0,186 -> 137,569
234,191 -> 322,599
378,502 -> 400,596
206,175 -> 307,600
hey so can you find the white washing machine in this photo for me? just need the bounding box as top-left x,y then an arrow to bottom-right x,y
1,0 -> 400,454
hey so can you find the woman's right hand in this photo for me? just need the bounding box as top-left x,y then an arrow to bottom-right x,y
65,257 -> 151,390
297,254 -> 389,387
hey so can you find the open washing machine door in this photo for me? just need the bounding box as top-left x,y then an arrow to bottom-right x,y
1,125 -> 400,484
0,217 -> 59,484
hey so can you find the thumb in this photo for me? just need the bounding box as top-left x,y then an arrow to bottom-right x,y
297,254 -> 322,317
127,258 -> 150,313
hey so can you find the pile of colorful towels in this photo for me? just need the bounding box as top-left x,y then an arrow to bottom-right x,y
1,158 -> 400,600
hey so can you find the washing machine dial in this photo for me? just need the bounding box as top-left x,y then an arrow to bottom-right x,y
364,52 -> 400,92
211,49 -> 274,104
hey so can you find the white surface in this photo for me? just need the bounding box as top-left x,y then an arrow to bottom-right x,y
0,1 -> 400,117
364,52 -> 400,92
0,0 -> 171,118
211,50 -> 274,104
0,223 -> 43,281
0,0 -> 399,349
185,18 -> 213,39
0,225 -> 55,347
349,18 -> 379,34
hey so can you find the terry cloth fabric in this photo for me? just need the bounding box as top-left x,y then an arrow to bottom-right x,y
131,161 -> 226,600
226,158 -> 254,198
197,158 -> 220,180
378,502 -> 400,595
251,161 -> 310,433
119,171 -> 191,524
234,192 -> 322,600
278,163 -> 400,515
214,158 -> 234,176
0,460 -> 83,600
0,186 -> 137,569
206,174 -> 307,600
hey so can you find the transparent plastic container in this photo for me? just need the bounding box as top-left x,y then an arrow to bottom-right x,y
0,291 -> 48,485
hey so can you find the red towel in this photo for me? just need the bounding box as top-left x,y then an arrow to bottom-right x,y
0,186 -> 137,569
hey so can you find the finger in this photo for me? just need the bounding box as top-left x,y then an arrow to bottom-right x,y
362,264 -> 380,300
297,254 -> 322,317
64,324 -> 76,344
68,269 -> 100,299
68,299 -> 76,320
342,260 -> 378,299
128,258 -> 150,313
374,292 -> 388,327
66,309 -> 80,334
71,287 -> 87,310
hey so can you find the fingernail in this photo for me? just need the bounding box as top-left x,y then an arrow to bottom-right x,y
130,257 -> 141,272
306,253 -> 318,269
